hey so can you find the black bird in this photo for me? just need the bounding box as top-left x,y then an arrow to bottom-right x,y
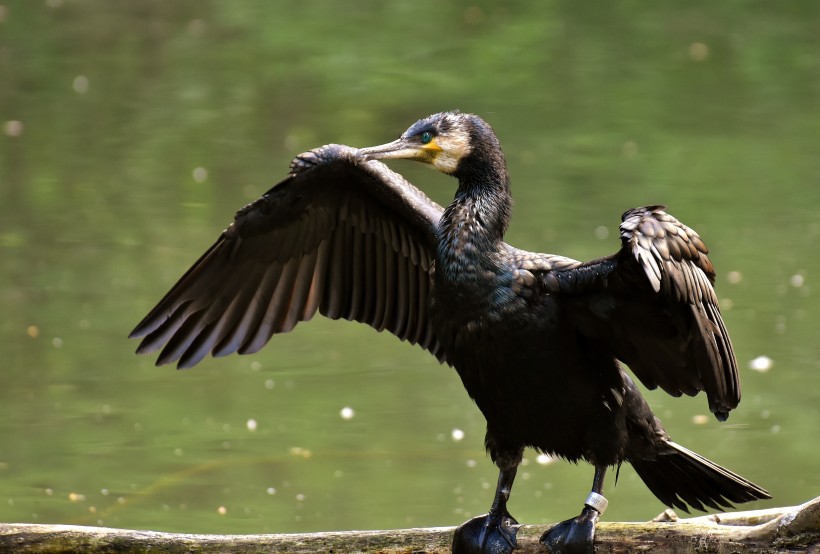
130,111 -> 770,553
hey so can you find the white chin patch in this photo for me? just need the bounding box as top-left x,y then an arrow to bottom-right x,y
434,152 -> 461,174
433,133 -> 472,174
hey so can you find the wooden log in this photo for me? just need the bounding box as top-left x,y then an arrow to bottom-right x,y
1,496 -> 817,553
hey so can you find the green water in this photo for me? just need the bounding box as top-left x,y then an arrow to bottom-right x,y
1,0 -> 818,536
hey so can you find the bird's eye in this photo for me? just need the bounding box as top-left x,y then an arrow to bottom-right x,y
420,131 -> 433,144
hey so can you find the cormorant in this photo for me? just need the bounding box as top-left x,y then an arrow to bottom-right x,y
130,111 -> 770,553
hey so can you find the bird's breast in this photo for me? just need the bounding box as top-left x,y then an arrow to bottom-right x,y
430,252 -> 548,356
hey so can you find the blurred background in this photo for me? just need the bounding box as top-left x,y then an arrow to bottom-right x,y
1,0 -> 818,536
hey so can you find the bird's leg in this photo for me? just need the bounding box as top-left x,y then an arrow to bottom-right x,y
452,456 -> 521,554
541,466 -> 608,554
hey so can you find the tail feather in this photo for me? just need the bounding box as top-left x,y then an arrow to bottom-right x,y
631,440 -> 771,513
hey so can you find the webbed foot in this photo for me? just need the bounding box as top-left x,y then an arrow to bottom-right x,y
452,510 -> 519,554
540,506 -> 600,554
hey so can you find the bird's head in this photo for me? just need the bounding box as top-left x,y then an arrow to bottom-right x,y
358,111 -> 482,175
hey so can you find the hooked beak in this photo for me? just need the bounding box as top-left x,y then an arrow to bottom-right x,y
357,138 -> 433,163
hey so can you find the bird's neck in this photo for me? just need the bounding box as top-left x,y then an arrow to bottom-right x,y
437,158 -> 512,271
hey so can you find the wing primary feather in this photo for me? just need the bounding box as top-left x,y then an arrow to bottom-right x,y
372,231 -> 388,331
402,255 -> 418,343
239,261 -> 293,355
156,307 -> 208,366
414,266 -> 430,346
279,248 -> 320,333
178,286 -> 255,367
382,239 -> 398,334
381,218 -> 401,329
321,225 -> 348,319
362,229 -> 376,326
303,238 -> 330,320
713,304 -> 739,404
202,278 -> 258,359
177,319 -> 220,369
348,223 -> 364,321
393,252 -> 414,338
129,242 -> 225,340
212,264 -> 276,357
136,299 -> 195,355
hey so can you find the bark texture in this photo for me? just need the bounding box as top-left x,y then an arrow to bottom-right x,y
1,496 -> 817,553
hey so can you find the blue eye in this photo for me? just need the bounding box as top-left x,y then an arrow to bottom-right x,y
420,131 -> 433,144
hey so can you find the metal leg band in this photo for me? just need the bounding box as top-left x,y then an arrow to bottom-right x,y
584,491 -> 608,514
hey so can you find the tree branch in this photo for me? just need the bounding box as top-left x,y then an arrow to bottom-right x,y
1,496 -> 817,553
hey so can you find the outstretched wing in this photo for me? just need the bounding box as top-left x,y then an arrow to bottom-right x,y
547,205 -> 738,420
130,144 -> 446,368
